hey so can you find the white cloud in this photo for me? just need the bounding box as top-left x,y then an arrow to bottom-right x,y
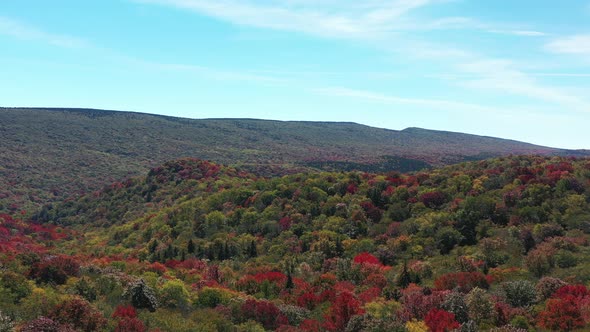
139,61 -> 287,83
455,59 -> 590,112
488,29 -> 547,37
314,86 -> 515,115
546,34 -> 590,56
131,0 -> 436,39
0,16 -> 88,48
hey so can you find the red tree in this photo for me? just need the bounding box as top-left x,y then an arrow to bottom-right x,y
353,252 -> 381,266
553,285 -> 589,300
240,299 -> 288,330
323,291 -> 364,331
49,297 -> 106,332
425,309 -> 460,332
537,295 -> 585,331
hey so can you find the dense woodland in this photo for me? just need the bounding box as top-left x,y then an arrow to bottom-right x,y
2,155 -> 590,331
4,108 -> 586,215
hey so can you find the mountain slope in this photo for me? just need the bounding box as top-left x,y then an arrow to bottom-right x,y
1,107 -> 588,213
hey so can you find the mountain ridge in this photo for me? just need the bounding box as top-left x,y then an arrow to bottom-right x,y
1,107 -> 588,214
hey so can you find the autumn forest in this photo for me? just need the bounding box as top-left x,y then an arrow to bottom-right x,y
2,147 -> 590,331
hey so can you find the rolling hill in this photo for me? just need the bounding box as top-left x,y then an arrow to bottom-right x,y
1,107 -> 588,214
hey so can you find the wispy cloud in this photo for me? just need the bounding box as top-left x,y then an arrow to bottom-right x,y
134,61 -> 286,83
0,16 -> 89,48
546,34 -> 590,57
315,86 -> 516,115
488,29 -> 547,37
131,0 -> 586,115
455,59 -> 590,112
132,0 -> 435,39
0,15 -> 285,84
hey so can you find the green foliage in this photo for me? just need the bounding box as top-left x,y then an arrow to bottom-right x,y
2,155 -> 590,330
502,280 -> 537,307
160,279 -> 190,310
3,108 -> 585,214
465,287 -> 493,324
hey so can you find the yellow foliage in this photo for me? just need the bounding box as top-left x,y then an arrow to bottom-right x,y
405,319 -> 428,332
363,298 -> 401,319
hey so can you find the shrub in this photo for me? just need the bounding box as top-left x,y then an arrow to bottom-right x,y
73,277 -> 97,301
502,280 -> 537,307
0,310 -> 14,332
424,309 -> 460,332
195,287 -> 231,308
405,319 -> 428,332
441,291 -> 469,323
112,305 -> 137,319
29,255 -> 80,285
0,271 -> 32,303
115,318 -> 146,332
49,297 -> 107,332
18,317 -> 75,332
160,279 -> 190,309
553,284 -> 589,300
465,287 -> 493,324
537,295 -> 584,331
124,279 -> 158,312
524,247 -> 554,277
555,250 -> 577,268
536,277 -> 567,301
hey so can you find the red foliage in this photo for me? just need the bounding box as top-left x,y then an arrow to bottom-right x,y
299,319 -> 322,332
240,299 -> 288,330
425,309 -> 460,332
49,297 -> 107,332
112,305 -> 137,319
553,285 -> 590,300
346,183 -> 358,194
353,252 -> 381,266
358,287 -> 382,304
360,202 -> 383,222
546,162 -> 574,173
419,191 -> 446,208
147,262 -> 167,274
538,295 -> 585,331
401,288 -> 449,321
29,255 -> 80,285
175,258 -> 208,271
236,271 -> 287,294
297,291 -> 321,310
279,216 -> 292,230
434,271 -> 490,293
19,317 -> 76,332
115,318 -> 146,332
323,291 -> 364,331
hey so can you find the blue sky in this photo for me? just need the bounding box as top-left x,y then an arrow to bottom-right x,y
1,1 -> 589,149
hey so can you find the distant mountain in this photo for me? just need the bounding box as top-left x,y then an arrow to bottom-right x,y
1,107 -> 588,213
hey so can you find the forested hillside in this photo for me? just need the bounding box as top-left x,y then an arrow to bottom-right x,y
1,155 -> 590,331
2,107 -> 587,215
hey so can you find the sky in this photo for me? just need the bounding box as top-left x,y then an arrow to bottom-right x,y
1,1 -> 589,149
